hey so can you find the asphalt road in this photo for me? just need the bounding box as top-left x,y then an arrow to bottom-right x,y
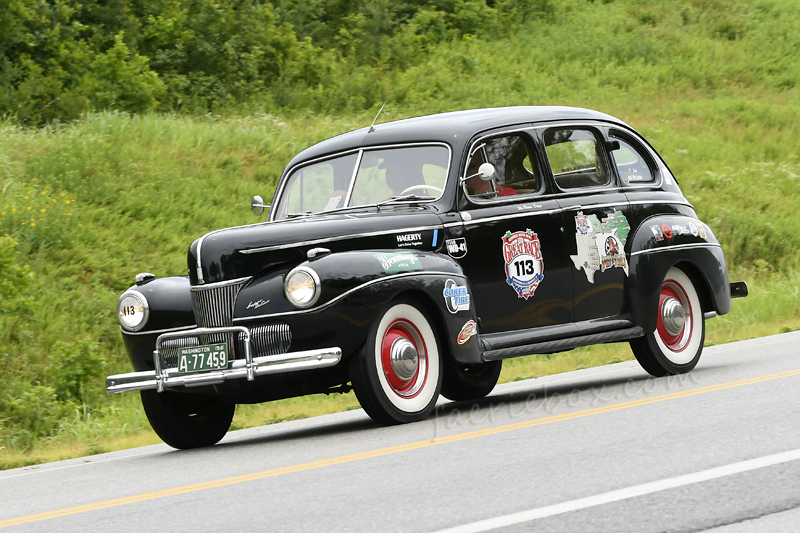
2,331 -> 799,532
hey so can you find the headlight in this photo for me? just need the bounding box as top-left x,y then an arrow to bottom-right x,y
284,266 -> 321,309
117,290 -> 149,331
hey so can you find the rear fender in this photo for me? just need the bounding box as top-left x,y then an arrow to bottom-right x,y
628,215 -> 731,334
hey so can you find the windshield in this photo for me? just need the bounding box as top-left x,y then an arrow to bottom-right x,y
273,145 -> 449,220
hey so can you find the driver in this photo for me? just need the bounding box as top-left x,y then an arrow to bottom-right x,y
383,158 -> 422,196
465,155 -> 517,197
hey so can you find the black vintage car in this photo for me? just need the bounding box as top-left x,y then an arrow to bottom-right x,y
108,106 -> 747,449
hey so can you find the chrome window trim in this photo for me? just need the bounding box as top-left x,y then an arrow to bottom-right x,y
541,125 -> 614,193
606,128 -> 665,190
270,141 -> 453,222
630,242 -> 721,257
462,127 -> 543,206
234,270 -> 468,322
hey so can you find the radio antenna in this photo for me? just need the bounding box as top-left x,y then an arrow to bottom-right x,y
368,101 -> 387,133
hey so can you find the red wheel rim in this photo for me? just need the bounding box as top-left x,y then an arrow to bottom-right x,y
656,279 -> 693,352
380,319 -> 428,398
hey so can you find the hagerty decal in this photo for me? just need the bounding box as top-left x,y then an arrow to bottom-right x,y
570,210 -> 630,283
502,229 -> 544,299
373,252 -> 423,273
443,279 -> 470,314
396,232 -> 423,247
457,320 -> 477,345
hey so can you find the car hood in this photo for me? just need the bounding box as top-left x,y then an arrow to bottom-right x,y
188,208 -> 446,285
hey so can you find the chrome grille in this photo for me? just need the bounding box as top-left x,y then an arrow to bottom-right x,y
191,277 -> 249,327
160,336 -> 201,367
243,323 -> 292,357
190,278 -> 249,358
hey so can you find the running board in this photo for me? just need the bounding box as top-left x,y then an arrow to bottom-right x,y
482,327 -> 644,362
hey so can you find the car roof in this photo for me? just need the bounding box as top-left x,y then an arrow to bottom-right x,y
286,106 -> 629,168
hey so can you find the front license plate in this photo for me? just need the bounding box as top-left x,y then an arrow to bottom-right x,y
177,343 -> 228,374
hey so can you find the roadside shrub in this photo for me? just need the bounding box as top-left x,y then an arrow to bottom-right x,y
46,341 -> 106,404
0,235 -> 34,340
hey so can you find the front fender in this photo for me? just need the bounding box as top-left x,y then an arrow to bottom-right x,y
234,250 -> 482,364
628,215 -> 731,334
119,276 -> 196,371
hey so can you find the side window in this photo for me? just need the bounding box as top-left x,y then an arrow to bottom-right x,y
544,128 -> 609,189
609,134 -> 655,184
465,134 -> 539,199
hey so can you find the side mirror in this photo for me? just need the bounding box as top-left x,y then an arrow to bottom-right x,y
251,195 -> 270,217
478,162 -> 496,181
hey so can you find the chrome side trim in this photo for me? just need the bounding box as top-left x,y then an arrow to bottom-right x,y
120,325 -> 198,337
462,208 -> 563,226
630,243 -> 722,257
190,276 -> 252,289
234,270 -> 467,323
239,225 -> 443,254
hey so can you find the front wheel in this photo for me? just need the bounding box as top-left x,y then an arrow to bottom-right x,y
140,390 -> 234,449
350,300 -> 442,425
630,266 -> 705,377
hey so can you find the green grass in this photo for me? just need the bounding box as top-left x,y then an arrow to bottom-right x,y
2,0 -> 800,469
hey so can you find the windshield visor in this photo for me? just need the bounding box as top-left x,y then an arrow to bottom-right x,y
274,145 -> 449,219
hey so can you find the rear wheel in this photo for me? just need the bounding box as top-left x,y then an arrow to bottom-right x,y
350,300 -> 442,425
140,390 -> 234,449
631,266 -> 705,377
441,359 -> 502,402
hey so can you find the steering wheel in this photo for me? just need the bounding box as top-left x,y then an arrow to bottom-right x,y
399,184 -> 443,196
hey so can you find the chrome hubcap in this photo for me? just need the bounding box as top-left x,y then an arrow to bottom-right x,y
390,337 -> 418,381
661,296 -> 686,337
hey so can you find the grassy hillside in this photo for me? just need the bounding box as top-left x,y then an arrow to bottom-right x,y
2,0 -> 800,468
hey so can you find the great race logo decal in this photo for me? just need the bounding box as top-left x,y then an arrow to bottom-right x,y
502,229 -> 544,299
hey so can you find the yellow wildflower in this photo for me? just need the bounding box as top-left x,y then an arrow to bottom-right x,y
61,193 -> 65,197
12,208 -> 16,212
1,211 -> 5,216
41,208 -> 46,213
27,206 -> 32,211
41,191 -> 47,195
31,222 -> 36,227
53,199 -> 57,203
67,213 -> 72,216
24,196 -> 29,200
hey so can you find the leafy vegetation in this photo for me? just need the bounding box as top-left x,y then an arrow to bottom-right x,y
1,0 -> 800,467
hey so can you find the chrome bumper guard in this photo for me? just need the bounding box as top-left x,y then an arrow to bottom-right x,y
106,326 -> 342,394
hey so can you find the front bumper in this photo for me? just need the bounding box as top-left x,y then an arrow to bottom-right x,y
107,326 -> 342,394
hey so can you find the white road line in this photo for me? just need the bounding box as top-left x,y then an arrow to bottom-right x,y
431,448 -> 800,533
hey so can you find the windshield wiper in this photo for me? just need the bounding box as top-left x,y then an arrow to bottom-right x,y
376,194 -> 435,207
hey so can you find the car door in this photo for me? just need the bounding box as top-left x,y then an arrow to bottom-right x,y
536,124 -> 633,324
453,130 -> 573,335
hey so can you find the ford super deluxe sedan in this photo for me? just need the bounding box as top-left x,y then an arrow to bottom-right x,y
107,106 -> 747,449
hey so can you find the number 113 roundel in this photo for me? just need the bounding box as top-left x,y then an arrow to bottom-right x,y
503,229 -> 544,300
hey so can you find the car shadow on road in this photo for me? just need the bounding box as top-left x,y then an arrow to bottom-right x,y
212,366 -> 721,450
